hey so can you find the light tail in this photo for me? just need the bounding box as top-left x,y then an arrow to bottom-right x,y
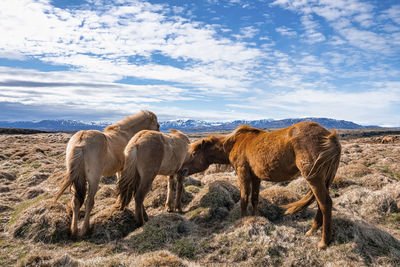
54,147 -> 85,203
115,147 -> 140,209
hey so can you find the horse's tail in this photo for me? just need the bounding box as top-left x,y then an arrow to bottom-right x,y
54,146 -> 86,204
282,130 -> 341,214
115,146 -> 140,210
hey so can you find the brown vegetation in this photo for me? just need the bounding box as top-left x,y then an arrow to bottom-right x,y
0,132 -> 400,266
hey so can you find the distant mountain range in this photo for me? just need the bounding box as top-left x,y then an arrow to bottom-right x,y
0,118 -> 379,132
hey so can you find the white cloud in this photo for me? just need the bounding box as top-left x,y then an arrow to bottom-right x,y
275,26 -> 297,37
300,14 -> 326,43
226,85 -> 400,126
0,66 -> 191,106
271,0 -> 399,54
0,0 -> 399,126
0,0 -> 262,95
380,5 -> 400,24
0,49 -> 27,60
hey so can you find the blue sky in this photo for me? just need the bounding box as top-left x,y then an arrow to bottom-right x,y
0,0 -> 399,126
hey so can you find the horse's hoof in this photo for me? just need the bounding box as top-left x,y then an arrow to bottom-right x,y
317,242 -> 327,249
112,203 -> 124,211
167,208 -> 173,213
70,230 -> 78,238
175,208 -> 183,213
78,227 -> 90,238
305,229 -> 313,236
78,231 -> 87,238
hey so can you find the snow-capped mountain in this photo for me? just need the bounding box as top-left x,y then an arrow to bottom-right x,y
0,119 -> 106,131
159,118 -> 369,132
0,117 -> 378,132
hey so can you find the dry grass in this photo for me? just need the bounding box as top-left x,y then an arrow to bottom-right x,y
1,133 -> 400,266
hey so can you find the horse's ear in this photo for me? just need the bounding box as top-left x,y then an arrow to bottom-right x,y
200,140 -> 206,149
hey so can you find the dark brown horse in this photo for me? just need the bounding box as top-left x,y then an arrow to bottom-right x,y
180,122 -> 341,249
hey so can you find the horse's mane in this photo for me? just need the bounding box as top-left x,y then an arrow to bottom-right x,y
169,129 -> 180,134
189,135 -> 222,154
105,110 -> 156,132
223,125 -> 263,150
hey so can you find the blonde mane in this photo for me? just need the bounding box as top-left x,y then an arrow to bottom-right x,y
105,110 -> 157,133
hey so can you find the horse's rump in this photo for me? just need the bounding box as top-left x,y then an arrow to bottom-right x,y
282,130 -> 341,214
54,146 -> 86,203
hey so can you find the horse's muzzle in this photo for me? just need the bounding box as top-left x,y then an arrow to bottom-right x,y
178,168 -> 189,177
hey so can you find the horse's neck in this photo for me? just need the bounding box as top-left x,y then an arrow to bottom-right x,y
120,118 -> 150,139
210,137 -> 230,164
105,132 -> 130,151
171,133 -> 189,144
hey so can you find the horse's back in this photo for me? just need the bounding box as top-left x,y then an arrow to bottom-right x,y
126,130 -> 189,176
158,132 -> 190,175
67,130 -> 106,159
231,122 -> 335,181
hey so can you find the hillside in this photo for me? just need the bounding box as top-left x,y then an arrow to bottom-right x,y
0,132 -> 399,266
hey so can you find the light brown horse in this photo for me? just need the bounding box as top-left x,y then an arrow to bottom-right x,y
54,110 -> 159,236
180,122 -> 341,249
115,129 -> 190,226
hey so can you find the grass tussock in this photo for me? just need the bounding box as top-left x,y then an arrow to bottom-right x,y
9,199 -> 71,243
125,213 -> 196,253
138,250 -> 188,267
90,208 -> 138,243
186,180 -> 240,224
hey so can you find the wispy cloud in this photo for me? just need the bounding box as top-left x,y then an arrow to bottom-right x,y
275,26 -> 297,37
227,85 -> 400,126
0,0 -> 261,93
271,0 -> 398,54
0,0 -> 399,126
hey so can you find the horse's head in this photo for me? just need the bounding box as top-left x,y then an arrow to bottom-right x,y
145,110 -> 160,131
179,135 -> 228,177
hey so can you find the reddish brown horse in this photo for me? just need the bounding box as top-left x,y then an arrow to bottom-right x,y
180,122 -> 341,249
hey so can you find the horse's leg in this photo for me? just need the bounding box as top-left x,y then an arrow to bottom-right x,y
70,176 -> 86,237
306,177 -> 332,249
166,175 -> 177,212
142,204 -> 149,222
134,186 -> 145,226
134,173 -> 155,226
114,171 -> 124,210
175,173 -> 185,213
251,178 -> 260,216
237,165 -> 251,217
70,196 -> 80,237
305,204 -> 323,236
81,172 -> 100,237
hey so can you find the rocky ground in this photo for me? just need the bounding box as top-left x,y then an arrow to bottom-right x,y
1,132 -> 400,266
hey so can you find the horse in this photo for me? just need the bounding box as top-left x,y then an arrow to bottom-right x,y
179,122 -> 341,249
53,110 -> 159,237
115,129 -> 190,226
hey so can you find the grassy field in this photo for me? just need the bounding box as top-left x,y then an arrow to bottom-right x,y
1,130 -> 400,266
